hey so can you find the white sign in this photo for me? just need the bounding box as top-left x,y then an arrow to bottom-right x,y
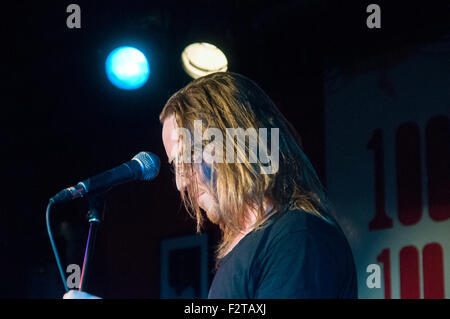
324,38 -> 450,298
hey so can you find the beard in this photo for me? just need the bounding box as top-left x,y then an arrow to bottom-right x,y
205,207 -> 221,225
198,192 -> 221,225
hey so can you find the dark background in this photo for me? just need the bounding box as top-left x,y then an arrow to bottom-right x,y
2,0 -> 449,298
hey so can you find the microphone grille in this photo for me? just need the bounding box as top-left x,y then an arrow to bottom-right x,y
132,151 -> 160,181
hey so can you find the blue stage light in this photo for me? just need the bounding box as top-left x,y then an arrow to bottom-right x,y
105,46 -> 150,90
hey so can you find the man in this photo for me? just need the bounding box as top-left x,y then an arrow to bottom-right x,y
160,72 -> 357,298
64,72 -> 357,299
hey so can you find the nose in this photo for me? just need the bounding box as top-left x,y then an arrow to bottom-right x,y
175,164 -> 202,194
175,172 -> 190,192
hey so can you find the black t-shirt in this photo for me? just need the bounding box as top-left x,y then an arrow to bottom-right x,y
208,209 -> 357,298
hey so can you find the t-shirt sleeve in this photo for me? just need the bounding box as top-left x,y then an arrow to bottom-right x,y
253,230 -> 342,298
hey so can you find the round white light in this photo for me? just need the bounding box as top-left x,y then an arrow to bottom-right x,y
181,42 -> 228,79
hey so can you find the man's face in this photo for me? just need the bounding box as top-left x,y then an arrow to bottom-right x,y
162,115 -> 220,223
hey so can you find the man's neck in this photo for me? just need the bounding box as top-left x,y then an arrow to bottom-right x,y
224,202 -> 273,255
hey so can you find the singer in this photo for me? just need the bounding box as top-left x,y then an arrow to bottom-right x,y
64,72 -> 357,299
159,72 -> 357,298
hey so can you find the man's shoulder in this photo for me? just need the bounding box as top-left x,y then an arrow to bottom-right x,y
237,209 -> 343,258
257,209 -> 348,250
269,209 -> 335,234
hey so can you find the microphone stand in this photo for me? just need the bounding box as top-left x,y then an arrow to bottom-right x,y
79,191 -> 106,292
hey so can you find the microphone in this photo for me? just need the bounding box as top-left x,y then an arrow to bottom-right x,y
50,151 -> 160,204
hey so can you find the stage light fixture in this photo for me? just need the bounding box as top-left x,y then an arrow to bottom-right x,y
105,46 -> 150,90
181,42 -> 228,79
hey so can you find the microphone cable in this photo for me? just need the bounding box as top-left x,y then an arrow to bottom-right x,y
46,199 -> 69,292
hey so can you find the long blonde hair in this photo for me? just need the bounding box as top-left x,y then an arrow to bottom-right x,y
160,72 -> 331,261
